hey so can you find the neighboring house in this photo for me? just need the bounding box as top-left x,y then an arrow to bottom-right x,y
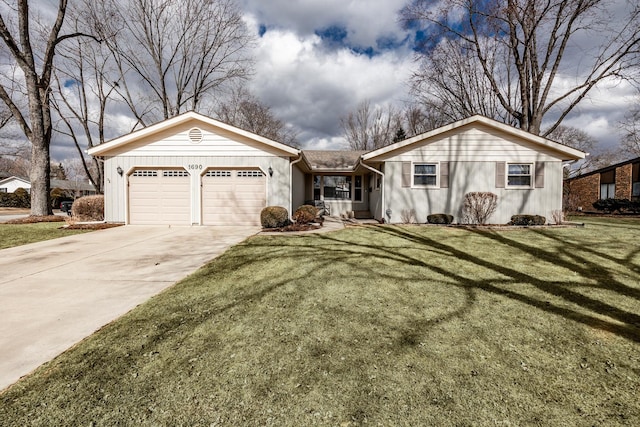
565,157 -> 640,212
88,112 -> 585,225
0,176 -> 96,197
0,176 -> 30,193
50,179 -> 97,198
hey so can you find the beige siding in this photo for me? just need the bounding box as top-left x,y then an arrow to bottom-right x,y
105,121 -> 289,158
384,161 -> 563,224
376,123 -> 570,163
291,164 -> 306,211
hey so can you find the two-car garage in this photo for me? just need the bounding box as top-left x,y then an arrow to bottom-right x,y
127,167 -> 266,226
88,111 -> 299,226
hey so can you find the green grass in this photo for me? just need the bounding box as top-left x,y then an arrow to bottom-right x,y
0,222 -> 89,249
1,217 -> 639,426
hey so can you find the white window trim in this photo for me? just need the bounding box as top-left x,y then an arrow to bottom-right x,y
506,163 -> 534,189
412,162 -> 439,188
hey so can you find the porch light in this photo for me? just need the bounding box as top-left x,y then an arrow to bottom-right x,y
117,166 -> 123,176
268,166 -> 273,177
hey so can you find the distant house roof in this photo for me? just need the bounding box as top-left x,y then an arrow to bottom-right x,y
0,176 -> 30,187
302,150 -> 368,172
51,179 -> 96,192
566,156 -> 640,181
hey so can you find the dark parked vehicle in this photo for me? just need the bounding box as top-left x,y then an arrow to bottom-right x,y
60,200 -> 73,215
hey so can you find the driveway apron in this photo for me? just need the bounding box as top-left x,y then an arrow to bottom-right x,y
0,225 -> 258,391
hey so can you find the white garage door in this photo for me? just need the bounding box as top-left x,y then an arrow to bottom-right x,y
128,169 -> 191,225
202,169 -> 266,226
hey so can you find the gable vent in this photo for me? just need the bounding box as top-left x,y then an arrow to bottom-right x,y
188,127 -> 203,143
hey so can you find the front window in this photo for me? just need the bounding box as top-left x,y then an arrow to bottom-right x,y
324,176 -> 351,200
414,163 -> 437,187
507,164 -> 532,187
0,188 -> 6,193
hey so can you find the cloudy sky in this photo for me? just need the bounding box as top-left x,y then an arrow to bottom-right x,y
21,0 -> 635,160
239,0 -> 416,150
235,0 -> 637,154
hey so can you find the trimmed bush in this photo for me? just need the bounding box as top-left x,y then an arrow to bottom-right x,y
427,213 -> 454,224
260,206 -> 290,228
71,195 -> 104,221
462,192 -> 498,224
292,205 -> 318,224
510,214 -> 546,226
592,198 -> 638,213
13,187 -> 30,208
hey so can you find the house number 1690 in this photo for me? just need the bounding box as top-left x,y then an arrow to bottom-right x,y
188,164 -> 203,170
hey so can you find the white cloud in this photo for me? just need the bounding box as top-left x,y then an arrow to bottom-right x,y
244,18 -> 415,148
241,0 -> 409,48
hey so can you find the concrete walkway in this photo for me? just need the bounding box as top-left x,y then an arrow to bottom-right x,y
0,225 -> 258,391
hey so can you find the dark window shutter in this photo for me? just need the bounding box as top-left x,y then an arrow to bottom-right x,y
495,162 -> 505,188
535,162 -> 545,188
402,162 -> 411,187
440,162 -> 449,188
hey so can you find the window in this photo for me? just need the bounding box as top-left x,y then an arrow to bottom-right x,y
600,169 -> 615,199
314,175 -> 321,200
323,176 -> 351,200
507,164 -> 532,187
632,182 -> 640,198
354,176 -> 363,202
601,183 -> 615,199
413,163 -> 437,187
0,188 -> 6,193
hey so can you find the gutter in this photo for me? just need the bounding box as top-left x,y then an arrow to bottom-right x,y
358,159 -> 385,222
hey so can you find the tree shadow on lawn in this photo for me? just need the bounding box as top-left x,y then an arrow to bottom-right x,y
361,226 -> 640,343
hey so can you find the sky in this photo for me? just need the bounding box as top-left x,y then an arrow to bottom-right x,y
236,0 -> 637,153
2,0 -> 637,161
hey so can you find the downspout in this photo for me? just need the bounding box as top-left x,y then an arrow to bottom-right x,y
290,155 -> 303,216
359,159 -> 385,222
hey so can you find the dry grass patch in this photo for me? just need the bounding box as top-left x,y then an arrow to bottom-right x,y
0,222 -> 89,249
1,217 -> 639,425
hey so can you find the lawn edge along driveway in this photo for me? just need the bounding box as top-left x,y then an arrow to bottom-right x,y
0,225 -> 259,391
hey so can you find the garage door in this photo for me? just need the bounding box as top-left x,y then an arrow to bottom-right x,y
128,169 -> 191,225
202,169 -> 266,226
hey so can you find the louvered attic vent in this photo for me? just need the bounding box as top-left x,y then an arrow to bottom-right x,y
188,127 -> 203,143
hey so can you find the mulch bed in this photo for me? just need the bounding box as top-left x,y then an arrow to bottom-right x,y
263,223 -> 322,232
62,223 -> 123,230
4,215 -> 66,224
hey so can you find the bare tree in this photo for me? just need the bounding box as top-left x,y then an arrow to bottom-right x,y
402,0 -> 640,136
91,0 -> 254,126
546,125 -> 600,177
341,100 -> 403,150
619,102 -> 640,157
411,38 -> 517,125
215,86 -> 299,146
51,18 -> 119,194
0,0 -> 94,215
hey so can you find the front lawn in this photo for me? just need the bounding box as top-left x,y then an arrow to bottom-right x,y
1,217 -> 639,425
0,222 -> 89,250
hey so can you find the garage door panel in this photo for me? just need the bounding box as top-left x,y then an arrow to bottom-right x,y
129,169 -> 190,225
202,169 -> 266,226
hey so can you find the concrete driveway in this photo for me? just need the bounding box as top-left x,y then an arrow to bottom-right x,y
0,225 -> 259,391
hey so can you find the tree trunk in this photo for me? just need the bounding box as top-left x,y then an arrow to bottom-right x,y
29,139 -> 52,215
